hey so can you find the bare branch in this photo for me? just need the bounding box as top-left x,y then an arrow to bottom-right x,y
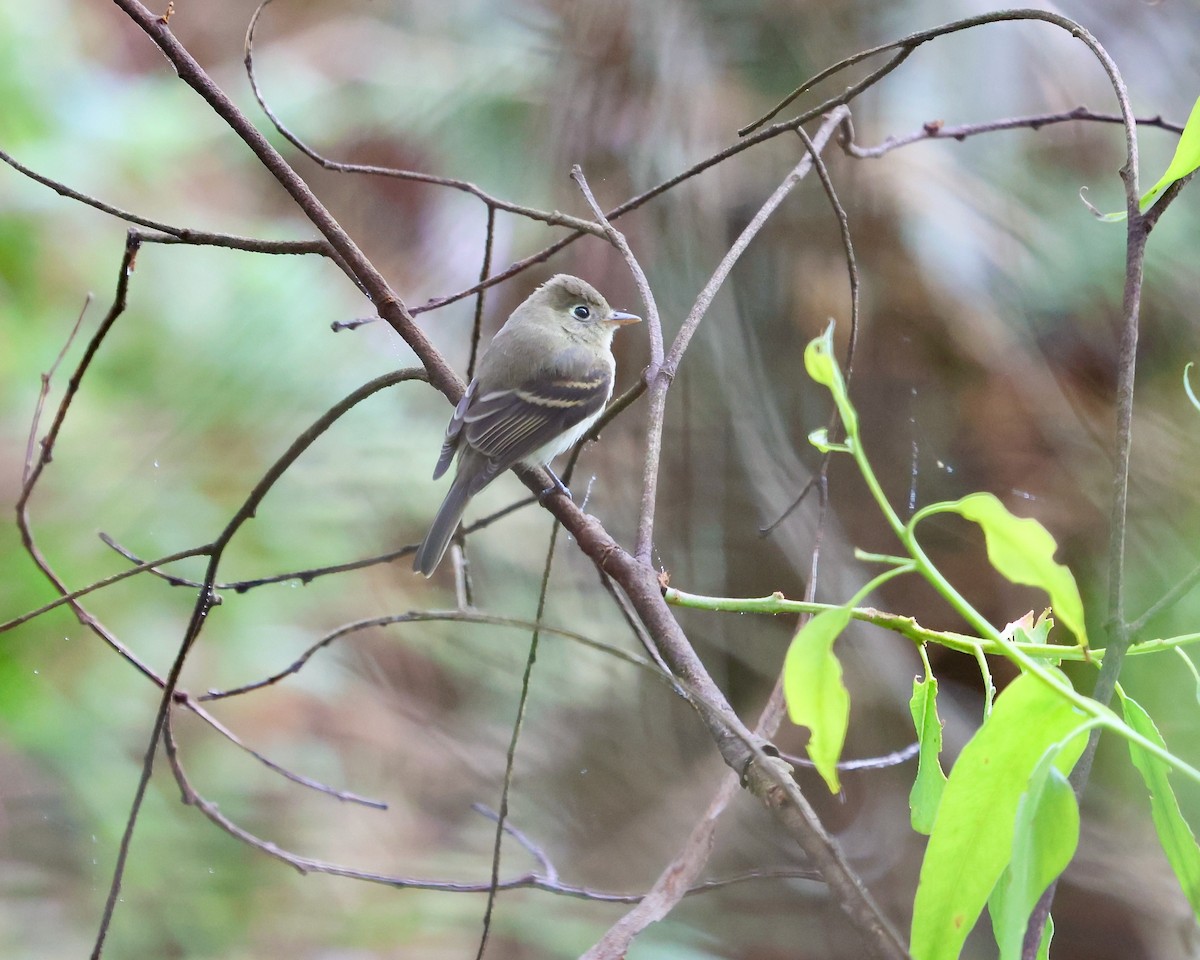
625,108 -> 848,566
0,544 -> 209,634
0,146 -> 331,255
16,233 -> 170,687
184,701 -> 386,808
471,804 -> 559,885
200,609 -> 668,702
88,361 -> 427,958
474,519 -> 563,960
841,106 -> 1185,160
570,166 -> 664,370
243,0 -> 606,239
761,124 -> 861,537
22,294 -> 90,484
112,0 -> 461,400
740,8 -> 1140,145
163,715 -> 817,902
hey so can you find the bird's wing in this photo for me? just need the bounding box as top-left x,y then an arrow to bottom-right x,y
459,363 -> 613,493
431,379 -> 476,480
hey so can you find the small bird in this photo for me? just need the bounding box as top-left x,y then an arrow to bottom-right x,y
414,274 -> 640,576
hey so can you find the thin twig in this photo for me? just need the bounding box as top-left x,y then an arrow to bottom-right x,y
780,741 -> 919,772
22,294 -> 90,484
761,124 -> 861,537
740,9 -> 1136,138
243,0 -> 606,239
200,609 -> 668,702
797,126 -> 860,382
15,234 -> 166,685
475,509 -> 563,960
1128,559 -> 1200,637
114,0 -> 460,401
184,701 -> 386,808
841,106 -> 1184,160
0,147 -> 331,255
0,544 -> 210,634
466,207 -> 497,382
451,203 -> 500,591
163,714 -> 817,900
471,804 -> 559,885
94,496 -> 537,595
569,166 -> 664,371
628,108 -> 849,567
88,365 -> 428,959
569,165 -> 663,564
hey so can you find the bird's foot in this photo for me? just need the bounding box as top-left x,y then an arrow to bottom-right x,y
538,469 -> 572,503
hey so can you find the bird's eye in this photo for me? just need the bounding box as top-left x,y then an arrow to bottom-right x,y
572,305 -> 591,320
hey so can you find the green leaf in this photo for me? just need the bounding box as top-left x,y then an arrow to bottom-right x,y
989,733 -> 1085,959
1038,915 -> 1054,960
783,607 -> 851,793
1120,691 -> 1200,920
1096,95 -> 1200,220
803,321 -> 839,387
1140,94 -> 1200,210
910,670 -> 1088,960
909,666 -> 948,835
803,322 -> 858,436
988,897 -> 1054,960
917,493 -> 1088,652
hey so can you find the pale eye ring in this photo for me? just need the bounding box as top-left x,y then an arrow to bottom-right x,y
572,304 -> 591,320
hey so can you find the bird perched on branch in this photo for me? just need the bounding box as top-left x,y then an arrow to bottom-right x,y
414,274 -> 640,576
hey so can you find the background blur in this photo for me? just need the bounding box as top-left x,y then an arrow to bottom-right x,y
3,1 -> 1200,957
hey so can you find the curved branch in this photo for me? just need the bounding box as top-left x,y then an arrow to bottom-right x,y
112,0 -> 461,400
243,0 -> 607,238
0,146 -> 331,255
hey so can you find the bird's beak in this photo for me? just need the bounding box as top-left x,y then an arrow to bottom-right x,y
606,310 -> 641,327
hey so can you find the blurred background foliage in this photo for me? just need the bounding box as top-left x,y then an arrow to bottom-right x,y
2,0 -> 1200,957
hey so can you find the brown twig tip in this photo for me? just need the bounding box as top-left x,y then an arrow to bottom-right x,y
158,1 -> 174,25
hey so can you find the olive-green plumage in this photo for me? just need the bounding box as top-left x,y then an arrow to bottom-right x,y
414,275 -> 639,576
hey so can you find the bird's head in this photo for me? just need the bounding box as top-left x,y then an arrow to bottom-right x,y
522,274 -> 641,345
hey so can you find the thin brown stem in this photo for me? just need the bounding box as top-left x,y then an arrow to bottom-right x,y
113,0 -> 460,400
0,147 -> 331,255
569,165 -> 663,563
16,233 -> 167,685
569,166 -> 664,369
625,108 -> 847,567
243,1 -> 606,239
200,610 -> 667,702
474,516 -> 562,960
89,367 -> 427,958
163,714 -> 816,901
841,106 -> 1184,160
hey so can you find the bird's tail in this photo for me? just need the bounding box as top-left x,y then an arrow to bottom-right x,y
413,473 -> 472,576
